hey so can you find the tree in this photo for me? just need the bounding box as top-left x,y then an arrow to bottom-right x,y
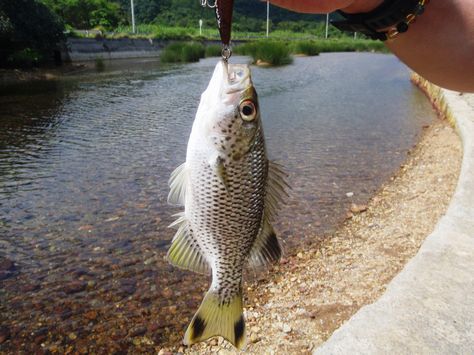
0,0 -> 65,66
41,0 -> 124,29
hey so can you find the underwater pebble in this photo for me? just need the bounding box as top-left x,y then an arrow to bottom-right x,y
0,327 -> 10,344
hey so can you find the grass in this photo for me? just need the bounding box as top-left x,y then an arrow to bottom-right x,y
302,38 -> 388,53
290,40 -> 320,56
157,38 -> 386,66
232,38 -> 387,67
72,24 -> 387,56
94,57 -> 105,71
160,42 -> 205,63
91,24 -> 353,42
71,24 -> 388,66
204,44 -> 222,58
235,41 -> 292,66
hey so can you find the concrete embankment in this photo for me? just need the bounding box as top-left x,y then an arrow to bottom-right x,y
64,38 -> 164,61
63,38 -> 242,62
315,77 -> 474,354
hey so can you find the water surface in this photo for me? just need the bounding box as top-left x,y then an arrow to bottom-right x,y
0,54 -> 435,352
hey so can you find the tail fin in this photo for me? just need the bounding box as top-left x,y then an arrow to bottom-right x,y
184,290 -> 246,349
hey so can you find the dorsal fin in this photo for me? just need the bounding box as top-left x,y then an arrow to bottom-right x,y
248,161 -> 289,268
168,162 -> 188,206
265,161 -> 290,221
167,213 -> 210,275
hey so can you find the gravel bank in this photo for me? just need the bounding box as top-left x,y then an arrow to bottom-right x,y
161,89 -> 464,354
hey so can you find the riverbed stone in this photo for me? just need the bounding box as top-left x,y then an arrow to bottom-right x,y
64,281 -> 87,294
0,327 -> 10,344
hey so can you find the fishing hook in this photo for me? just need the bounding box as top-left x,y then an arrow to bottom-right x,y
221,45 -> 232,62
201,0 -> 217,9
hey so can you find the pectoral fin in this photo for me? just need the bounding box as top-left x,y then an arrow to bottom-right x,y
209,154 -> 228,190
168,163 -> 188,206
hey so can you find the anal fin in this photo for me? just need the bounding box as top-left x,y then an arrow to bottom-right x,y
248,219 -> 282,268
167,213 -> 210,275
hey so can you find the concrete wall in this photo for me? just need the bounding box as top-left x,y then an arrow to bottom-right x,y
63,38 -> 245,62
64,38 -> 165,62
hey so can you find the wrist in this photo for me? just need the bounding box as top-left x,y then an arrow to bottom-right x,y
341,0 -> 384,14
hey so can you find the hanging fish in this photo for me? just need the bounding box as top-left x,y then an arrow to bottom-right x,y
167,60 -> 288,349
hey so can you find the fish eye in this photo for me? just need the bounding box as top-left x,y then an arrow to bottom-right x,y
239,100 -> 257,121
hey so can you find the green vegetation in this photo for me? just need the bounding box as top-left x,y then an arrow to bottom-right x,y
94,57 -> 105,71
115,0 -> 326,32
105,23 -> 350,42
41,0 -> 124,30
37,0 -> 336,37
205,45 -> 222,58
236,41 -> 292,66
0,0 -> 65,67
112,24 -> 198,40
231,38 -> 386,67
161,42 -> 205,63
0,0 -> 387,69
158,37 -> 386,65
290,41 -> 320,56
5,48 -> 43,67
305,38 -> 387,53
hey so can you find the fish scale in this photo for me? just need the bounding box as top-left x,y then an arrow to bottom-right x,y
189,129 -> 267,301
167,61 -> 288,349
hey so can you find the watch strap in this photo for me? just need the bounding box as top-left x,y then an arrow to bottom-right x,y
331,0 -> 426,40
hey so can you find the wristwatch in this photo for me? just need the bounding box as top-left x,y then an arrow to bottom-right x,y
331,0 -> 428,41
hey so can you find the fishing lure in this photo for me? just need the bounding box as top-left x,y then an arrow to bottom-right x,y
202,0 -> 234,60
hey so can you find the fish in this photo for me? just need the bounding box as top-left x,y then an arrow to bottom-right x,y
167,60 -> 288,349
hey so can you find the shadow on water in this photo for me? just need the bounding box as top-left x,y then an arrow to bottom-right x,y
0,54 -> 437,352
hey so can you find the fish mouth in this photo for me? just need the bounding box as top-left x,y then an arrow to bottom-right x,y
225,63 -> 251,94
219,60 -> 251,95
202,60 -> 253,106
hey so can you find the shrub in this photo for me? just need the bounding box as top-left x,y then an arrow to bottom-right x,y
160,42 -> 205,63
0,0 -> 64,67
291,41 -> 320,56
205,44 -> 222,58
235,41 -> 292,66
7,48 -> 42,67
181,42 -> 205,62
95,57 -> 105,71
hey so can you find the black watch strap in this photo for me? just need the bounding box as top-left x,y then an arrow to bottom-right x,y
331,0 -> 426,41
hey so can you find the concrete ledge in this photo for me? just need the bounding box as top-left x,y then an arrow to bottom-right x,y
314,79 -> 474,354
65,38 -> 164,61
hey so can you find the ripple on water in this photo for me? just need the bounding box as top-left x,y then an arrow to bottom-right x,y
0,54 -> 436,351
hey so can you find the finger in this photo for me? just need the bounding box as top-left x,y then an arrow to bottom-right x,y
267,0 -> 354,14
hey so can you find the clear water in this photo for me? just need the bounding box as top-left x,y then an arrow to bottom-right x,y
0,53 -> 435,352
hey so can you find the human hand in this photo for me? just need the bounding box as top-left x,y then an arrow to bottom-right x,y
267,0 -> 384,14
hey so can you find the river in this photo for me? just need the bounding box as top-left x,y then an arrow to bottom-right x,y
0,53 -> 435,352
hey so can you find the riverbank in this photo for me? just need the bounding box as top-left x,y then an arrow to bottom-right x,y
316,83 -> 474,353
159,86 -> 464,353
0,65 -> 88,86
